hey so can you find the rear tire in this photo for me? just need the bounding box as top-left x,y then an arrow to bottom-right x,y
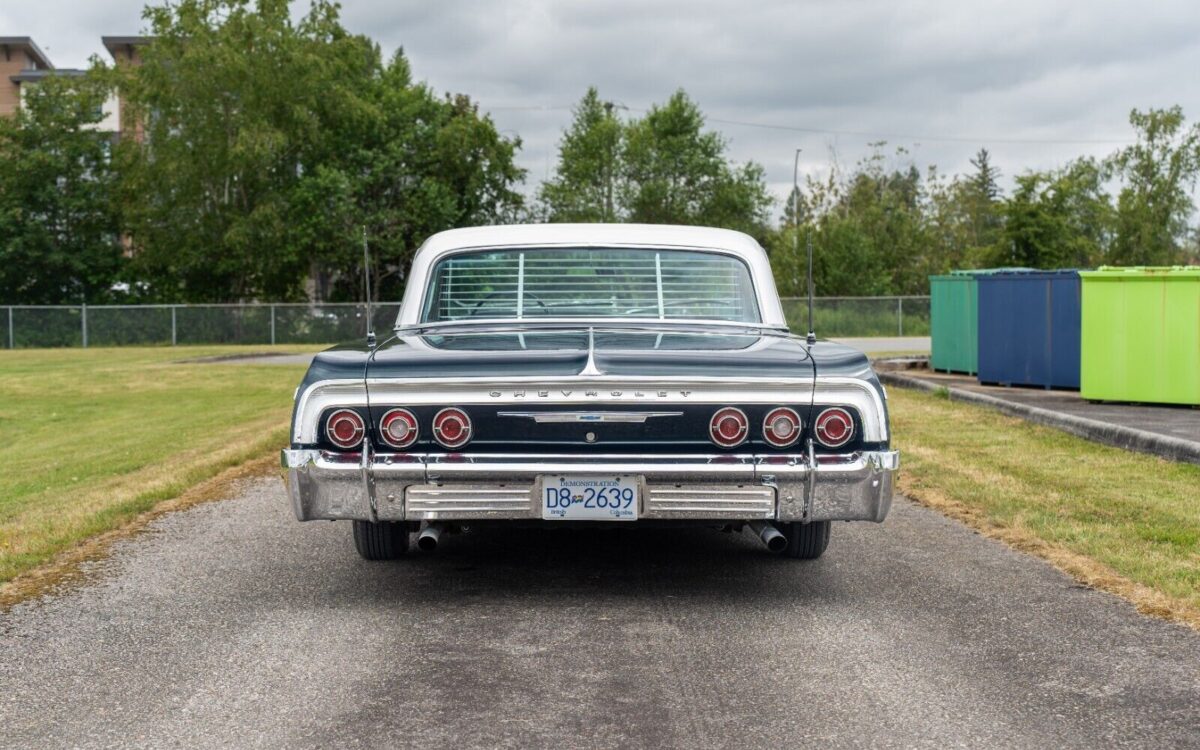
352,520 -> 410,560
783,521 -> 830,559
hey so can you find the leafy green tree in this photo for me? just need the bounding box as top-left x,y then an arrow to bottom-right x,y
770,146 -> 934,296
539,87 -> 623,222
116,0 -> 358,301
118,0 -> 525,303
621,90 -> 772,237
999,158 -> 1114,269
1106,106 -> 1200,265
0,70 -> 125,304
289,53 -> 525,303
541,88 -> 772,238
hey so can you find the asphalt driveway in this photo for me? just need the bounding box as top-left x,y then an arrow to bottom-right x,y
1,477 -> 1197,749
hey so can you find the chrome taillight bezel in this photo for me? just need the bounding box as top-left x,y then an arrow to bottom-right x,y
432,407 -> 472,449
378,408 -> 419,449
814,407 -> 855,449
762,406 -> 803,448
709,406 -> 749,448
325,408 -> 365,449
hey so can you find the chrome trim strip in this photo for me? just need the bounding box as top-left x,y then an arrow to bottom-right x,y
496,410 -> 684,423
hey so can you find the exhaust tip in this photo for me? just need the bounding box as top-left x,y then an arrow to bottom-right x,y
416,523 -> 443,552
747,520 -> 788,553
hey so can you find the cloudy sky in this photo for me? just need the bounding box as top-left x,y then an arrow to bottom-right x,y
5,0 -> 1197,215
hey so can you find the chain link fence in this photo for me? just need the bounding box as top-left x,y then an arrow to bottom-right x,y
780,296 -> 930,338
2,297 -> 929,348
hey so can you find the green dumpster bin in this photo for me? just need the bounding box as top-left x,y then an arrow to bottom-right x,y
930,269 -> 1027,374
1080,266 -> 1200,405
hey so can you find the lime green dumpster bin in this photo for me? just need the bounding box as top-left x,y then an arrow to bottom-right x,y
1080,266 -> 1200,405
930,269 -> 1025,374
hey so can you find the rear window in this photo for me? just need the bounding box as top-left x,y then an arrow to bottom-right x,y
421,247 -> 760,323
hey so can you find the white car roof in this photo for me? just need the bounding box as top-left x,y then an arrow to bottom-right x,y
396,223 -> 787,328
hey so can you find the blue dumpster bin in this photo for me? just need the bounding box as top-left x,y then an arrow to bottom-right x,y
977,270 -> 1081,389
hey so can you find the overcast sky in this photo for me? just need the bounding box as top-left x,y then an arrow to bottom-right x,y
5,0 -> 1198,215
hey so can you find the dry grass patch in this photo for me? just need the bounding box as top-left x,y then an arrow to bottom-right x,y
890,387 -> 1200,629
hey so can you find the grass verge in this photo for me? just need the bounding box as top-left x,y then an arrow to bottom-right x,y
890,387 -> 1200,630
0,346 -> 316,590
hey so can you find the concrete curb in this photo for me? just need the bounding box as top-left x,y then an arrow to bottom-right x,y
879,370 -> 1200,467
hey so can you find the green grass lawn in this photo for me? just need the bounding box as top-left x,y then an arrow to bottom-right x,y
890,387 -> 1200,628
0,346 -> 317,584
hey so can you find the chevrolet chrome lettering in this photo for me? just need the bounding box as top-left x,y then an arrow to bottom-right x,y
282,223 -> 899,561
489,390 -> 693,398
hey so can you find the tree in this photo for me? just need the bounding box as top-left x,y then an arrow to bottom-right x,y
116,0 -> 358,301
540,88 -> 772,238
999,158 -> 1114,269
621,90 -> 772,237
289,53 -> 526,303
117,0 -> 525,303
769,145 -> 934,297
0,70 -> 125,304
965,148 -> 1004,250
970,148 -> 1001,203
538,87 -> 623,222
1106,106 -> 1200,265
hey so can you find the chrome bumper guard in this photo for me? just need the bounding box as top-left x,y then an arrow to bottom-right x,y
281,448 -> 898,524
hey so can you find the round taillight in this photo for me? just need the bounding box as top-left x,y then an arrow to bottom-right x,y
326,408 -> 365,449
432,407 -> 472,449
709,407 -> 748,448
815,407 -> 855,448
762,407 -> 802,448
379,408 -> 419,449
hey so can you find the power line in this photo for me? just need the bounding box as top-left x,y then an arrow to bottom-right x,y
696,114 -> 1133,146
486,103 -> 1133,146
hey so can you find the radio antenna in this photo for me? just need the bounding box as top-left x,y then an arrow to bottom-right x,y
793,150 -> 816,345
362,226 -> 376,347
806,231 -> 816,345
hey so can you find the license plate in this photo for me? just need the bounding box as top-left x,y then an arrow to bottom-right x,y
542,475 -> 639,520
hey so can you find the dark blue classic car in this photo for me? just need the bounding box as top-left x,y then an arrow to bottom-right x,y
282,224 -> 898,560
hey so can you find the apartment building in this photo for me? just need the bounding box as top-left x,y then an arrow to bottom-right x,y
1,35 -> 145,136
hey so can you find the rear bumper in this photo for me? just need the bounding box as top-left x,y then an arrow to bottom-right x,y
281,448 -> 898,524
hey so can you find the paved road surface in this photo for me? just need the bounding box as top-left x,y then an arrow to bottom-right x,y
2,478 -> 1197,749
